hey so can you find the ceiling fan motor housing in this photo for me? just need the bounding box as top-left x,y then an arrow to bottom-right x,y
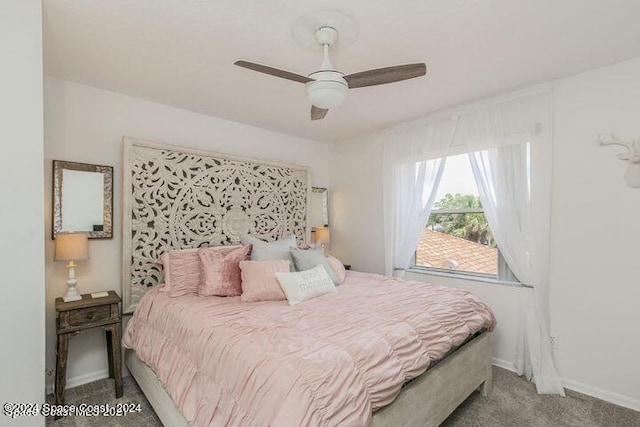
306,71 -> 348,109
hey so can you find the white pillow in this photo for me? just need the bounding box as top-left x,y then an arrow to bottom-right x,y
275,264 -> 337,306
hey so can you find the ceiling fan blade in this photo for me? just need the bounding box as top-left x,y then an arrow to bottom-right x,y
234,60 -> 313,84
311,106 -> 329,121
344,63 -> 426,89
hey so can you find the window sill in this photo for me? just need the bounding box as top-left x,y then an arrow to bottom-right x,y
407,267 -> 524,288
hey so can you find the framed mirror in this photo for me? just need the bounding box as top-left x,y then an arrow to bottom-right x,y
309,187 -> 328,229
52,160 -> 114,239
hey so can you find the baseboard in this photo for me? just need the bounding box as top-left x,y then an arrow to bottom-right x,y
492,357 -> 517,373
562,378 -> 640,412
491,358 -> 640,412
45,369 -> 110,395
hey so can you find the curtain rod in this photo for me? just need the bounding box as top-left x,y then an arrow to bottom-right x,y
385,83 -> 552,134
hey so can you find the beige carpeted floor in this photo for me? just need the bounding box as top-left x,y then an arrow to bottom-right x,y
47,367 -> 640,427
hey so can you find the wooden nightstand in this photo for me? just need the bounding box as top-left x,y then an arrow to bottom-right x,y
55,291 -> 122,407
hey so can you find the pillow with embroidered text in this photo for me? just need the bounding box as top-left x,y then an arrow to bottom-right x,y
275,264 -> 337,306
290,248 -> 340,285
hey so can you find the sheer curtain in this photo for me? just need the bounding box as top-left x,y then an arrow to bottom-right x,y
457,90 -> 565,395
382,117 -> 457,277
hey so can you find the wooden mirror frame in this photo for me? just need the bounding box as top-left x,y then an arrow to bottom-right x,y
311,187 -> 329,228
52,160 -> 114,239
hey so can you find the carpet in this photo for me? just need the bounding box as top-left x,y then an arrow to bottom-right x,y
46,366 -> 640,426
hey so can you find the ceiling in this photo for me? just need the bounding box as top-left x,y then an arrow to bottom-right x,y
43,0 -> 640,143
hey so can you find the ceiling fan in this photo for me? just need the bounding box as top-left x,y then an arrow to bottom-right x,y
234,26 -> 426,121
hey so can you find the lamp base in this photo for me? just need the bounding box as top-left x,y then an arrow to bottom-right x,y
63,262 -> 82,302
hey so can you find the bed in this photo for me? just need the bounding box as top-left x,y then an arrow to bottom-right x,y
120,138 -> 496,426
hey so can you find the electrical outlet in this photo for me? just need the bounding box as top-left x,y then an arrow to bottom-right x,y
550,335 -> 559,349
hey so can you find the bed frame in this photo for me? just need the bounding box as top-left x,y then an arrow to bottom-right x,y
125,331 -> 492,427
122,138 -> 494,425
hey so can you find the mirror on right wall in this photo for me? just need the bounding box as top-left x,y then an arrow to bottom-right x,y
309,187 -> 328,229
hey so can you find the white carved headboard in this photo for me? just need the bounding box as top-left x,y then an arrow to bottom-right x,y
122,137 -> 310,313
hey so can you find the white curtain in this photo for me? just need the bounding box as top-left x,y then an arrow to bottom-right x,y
382,117 -> 457,277
457,90 -> 565,395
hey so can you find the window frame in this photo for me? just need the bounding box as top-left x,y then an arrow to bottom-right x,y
408,263 -> 522,288
412,190 -> 520,285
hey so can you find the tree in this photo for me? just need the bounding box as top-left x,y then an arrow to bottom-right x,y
428,193 -> 496,247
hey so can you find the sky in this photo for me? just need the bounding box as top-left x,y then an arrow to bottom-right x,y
434,153 -> 479,202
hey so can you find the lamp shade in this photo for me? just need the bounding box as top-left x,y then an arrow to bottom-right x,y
54,232 -> 89,262
314,227 -> 331,245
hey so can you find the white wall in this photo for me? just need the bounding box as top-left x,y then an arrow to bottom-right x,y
43,77 -> 330,390
0,1 -> 46,425
329,132 -> 386,274
330,57 -> 640,410
549,58 -> 640,409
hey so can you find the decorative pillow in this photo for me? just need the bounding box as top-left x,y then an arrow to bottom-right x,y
239,260 -> 290,303
327,255 -> 347,284
275,264 -> 337,306
198,245 -> 251,297
239,234 -> 297,271
156,248 -> 201,297
290,248 -> 340,285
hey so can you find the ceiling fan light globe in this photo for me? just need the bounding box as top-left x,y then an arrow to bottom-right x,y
306,80 -> 348,109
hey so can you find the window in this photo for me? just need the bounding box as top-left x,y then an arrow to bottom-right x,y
413,153 -> 518,283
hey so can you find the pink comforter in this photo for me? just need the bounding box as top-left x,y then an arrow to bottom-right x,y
123,271 -> 495,427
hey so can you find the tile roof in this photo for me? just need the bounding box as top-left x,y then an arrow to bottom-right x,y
416,229 -> 497,275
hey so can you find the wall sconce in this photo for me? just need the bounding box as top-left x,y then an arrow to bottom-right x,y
599,133 -> 640,188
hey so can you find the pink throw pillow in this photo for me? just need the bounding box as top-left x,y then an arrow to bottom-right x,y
239,260 -> 290,303
198,245 -> 251,297
327,255 -> 347,284
157,249 -> 202,297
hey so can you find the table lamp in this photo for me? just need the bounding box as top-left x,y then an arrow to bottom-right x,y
314,227 -> 331,255
54,232 -> 89,302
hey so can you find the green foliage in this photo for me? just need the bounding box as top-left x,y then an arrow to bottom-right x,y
429,194 -> 496,247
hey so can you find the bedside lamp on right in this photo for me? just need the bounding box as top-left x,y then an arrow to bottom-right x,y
314,227 -> 331,255
54,232 -> 89,302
